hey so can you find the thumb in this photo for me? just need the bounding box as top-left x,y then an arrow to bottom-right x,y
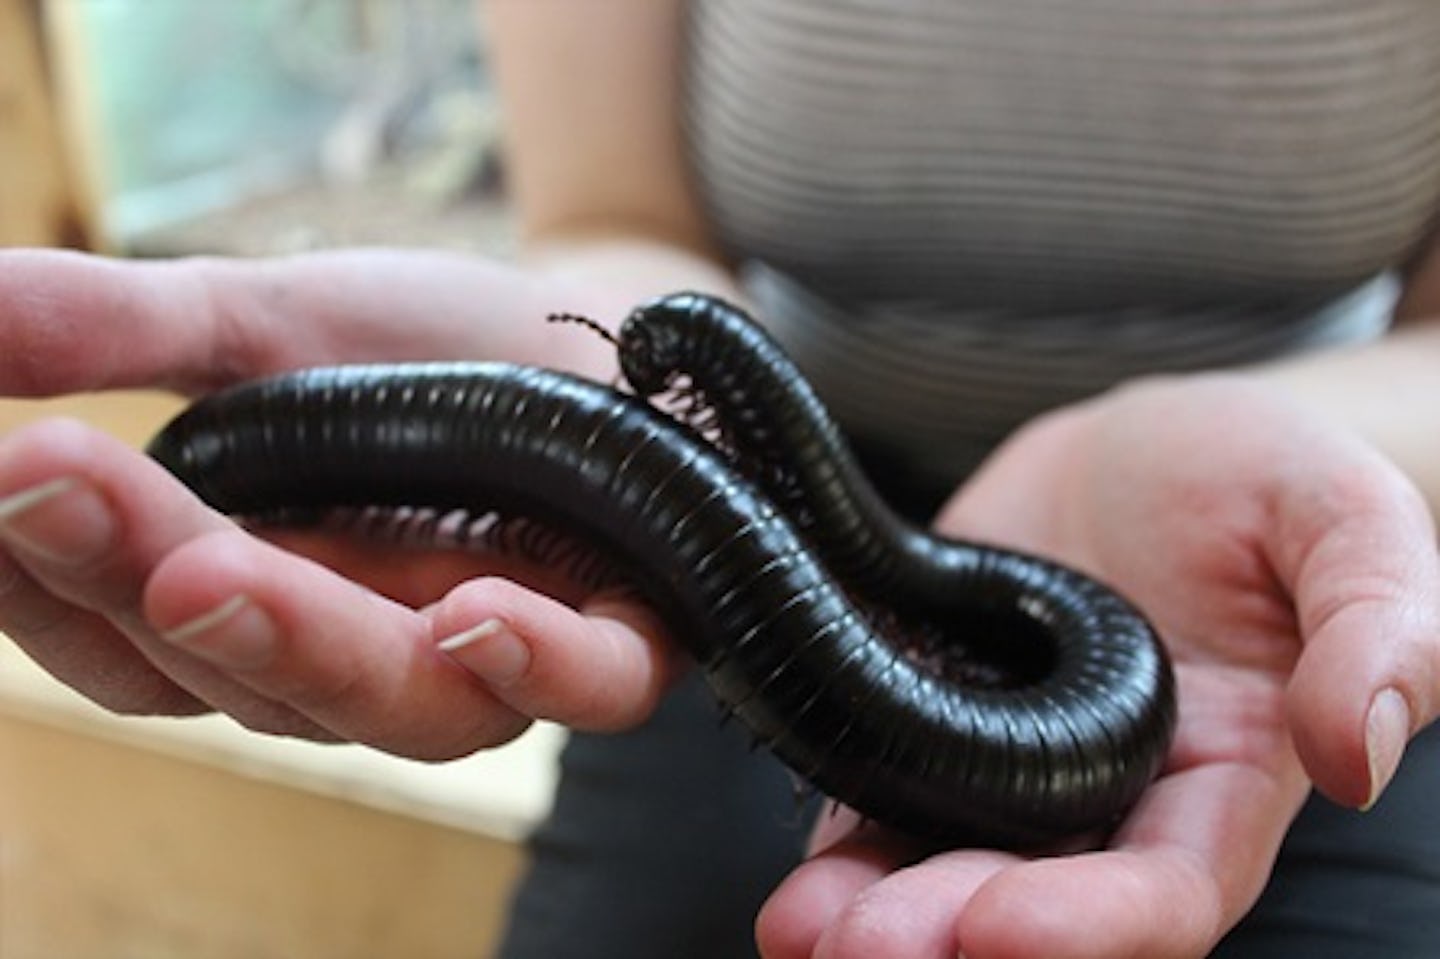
1272,451 -> 1440,809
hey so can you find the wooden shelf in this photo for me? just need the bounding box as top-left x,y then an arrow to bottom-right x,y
0,640 -> 563,841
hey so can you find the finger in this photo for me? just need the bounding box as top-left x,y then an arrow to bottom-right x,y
144,529 -> 532,757
1268,449 -> 1440,808
430,577 -> 682,731
960,761 -> 1305,959
0,247 -> 593,397
758,820 -> 1005,959
0,546 -> 207,716
0,249 -> 234,395
260,523 -> 615,612
814,856 -> 1010,959
0,418 -> 230,615
960,851 -> 1212,959
756,851 -> 887,959
0,420 -> 345,737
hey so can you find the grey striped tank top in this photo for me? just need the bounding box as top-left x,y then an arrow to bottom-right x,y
684,1 -> 1440,492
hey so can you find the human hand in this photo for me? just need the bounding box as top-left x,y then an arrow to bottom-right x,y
0,248 -> 678,756
757,373 -> 1440,959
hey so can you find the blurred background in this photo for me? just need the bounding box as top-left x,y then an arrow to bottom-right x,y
4,0 -> 514,255
0,3 -> 557,957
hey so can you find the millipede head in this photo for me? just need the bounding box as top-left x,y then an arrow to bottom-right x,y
615,297 -> 696,397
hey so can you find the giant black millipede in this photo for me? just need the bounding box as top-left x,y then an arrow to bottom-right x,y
146,292 -> 1177,847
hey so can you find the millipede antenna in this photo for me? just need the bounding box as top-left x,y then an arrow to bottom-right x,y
547,311 -> 620,347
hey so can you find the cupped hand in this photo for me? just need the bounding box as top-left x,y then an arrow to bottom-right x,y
757,373 -> 1440,959
0,248 -> 678,756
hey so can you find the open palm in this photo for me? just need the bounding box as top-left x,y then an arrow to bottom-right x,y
759,374 -> 1440,959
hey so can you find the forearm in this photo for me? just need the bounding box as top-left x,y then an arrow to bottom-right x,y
479,0 -> 740,372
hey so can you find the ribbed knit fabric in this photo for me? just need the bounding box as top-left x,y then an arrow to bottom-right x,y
685,1 -> 1440,487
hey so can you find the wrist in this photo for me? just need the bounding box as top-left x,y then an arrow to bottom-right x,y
1240,323 -> 1440,512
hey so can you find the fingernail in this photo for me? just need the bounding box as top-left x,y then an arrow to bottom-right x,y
1363,687 -> 1410,810
161,595 -> 277,670
438,618 -> 531,686
0,478 -> 117,566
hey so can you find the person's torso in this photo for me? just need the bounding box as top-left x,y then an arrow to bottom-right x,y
685,1 -> 1440,494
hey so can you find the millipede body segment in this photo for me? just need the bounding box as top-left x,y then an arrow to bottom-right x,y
147,292 -> 1177,847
